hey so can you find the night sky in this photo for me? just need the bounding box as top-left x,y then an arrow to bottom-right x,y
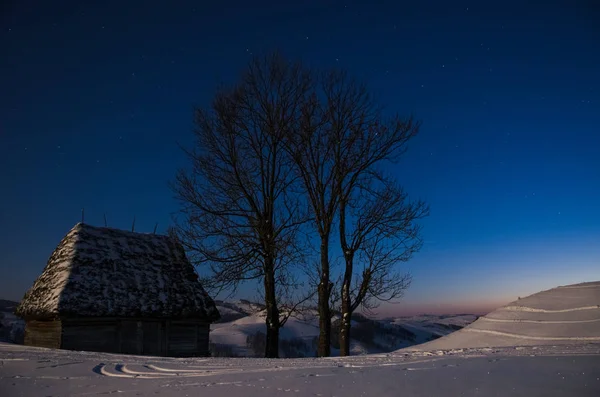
1,0 -> 598,315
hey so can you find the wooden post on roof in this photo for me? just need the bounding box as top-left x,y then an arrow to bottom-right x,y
153,223 -> 158,234
104,214 -> 108,227
81,208 -> 85,224
131,216 -> 136,232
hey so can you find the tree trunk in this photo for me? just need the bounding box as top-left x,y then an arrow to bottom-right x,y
338,198 -> 353,357
264,256 -> 280,358
339,275 -> 352,356
265,320 -> 280,358
317,239 -> 331,357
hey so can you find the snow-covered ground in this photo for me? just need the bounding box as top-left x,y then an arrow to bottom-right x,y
1,282 -> 598,396
1,341 -> 598,396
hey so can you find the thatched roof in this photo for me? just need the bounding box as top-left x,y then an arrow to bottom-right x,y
16,223 -> 220,322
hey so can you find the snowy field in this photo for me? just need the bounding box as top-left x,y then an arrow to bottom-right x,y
1,281 -> 598,396
1,342 -> 599,396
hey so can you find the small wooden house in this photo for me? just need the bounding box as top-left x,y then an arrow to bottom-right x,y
16,223 -> 220,357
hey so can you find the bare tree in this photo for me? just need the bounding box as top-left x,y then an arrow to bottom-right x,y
320,71 -> 429,356
172,53 -> 311,358
337,178 -> 427,355
286,70 -> 427,356
284,87 -> 339,357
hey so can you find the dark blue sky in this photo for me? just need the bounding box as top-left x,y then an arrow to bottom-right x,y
1,0 -> 598,314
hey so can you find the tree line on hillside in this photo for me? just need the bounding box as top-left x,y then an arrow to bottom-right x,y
171,52 -> 429,358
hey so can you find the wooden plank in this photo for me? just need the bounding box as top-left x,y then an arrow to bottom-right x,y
167,322 -> 198,356
197,323 -> 210,356
24,320 -> 61,349
61,321 -> 118,353
164,320 -> 170,356
142,321 -> 161,356
119,320 -> 141,354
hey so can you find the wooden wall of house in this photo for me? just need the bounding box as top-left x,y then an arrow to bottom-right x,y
61,318 -> 119,353
166,320 -> 210,357
55,317 -> 210,357
142,321 -> 163,356
197,323 -> 210,356
24,320 -> 61,349
119,319 -> 163,356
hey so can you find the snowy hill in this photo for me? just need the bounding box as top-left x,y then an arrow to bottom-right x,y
209,300 -> 477,357
403,281 -> 600,351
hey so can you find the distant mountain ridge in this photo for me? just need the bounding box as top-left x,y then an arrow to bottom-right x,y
0,299 -> 18,312
0,299 -> 23,343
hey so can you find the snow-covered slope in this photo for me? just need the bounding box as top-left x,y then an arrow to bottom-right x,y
403,281 -> 600,351
209,301 -> 477,357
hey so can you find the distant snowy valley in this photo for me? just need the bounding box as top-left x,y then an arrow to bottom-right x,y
210,300 -> 477,357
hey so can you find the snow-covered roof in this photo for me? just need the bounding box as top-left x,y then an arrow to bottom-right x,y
16,223 -> 220,322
